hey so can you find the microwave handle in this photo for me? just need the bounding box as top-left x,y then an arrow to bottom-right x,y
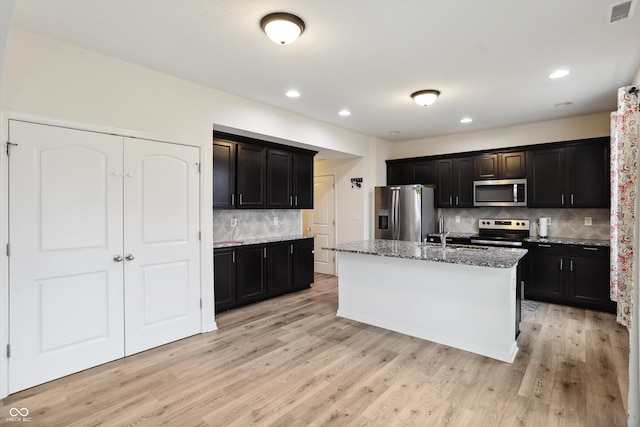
513,184 -> 517,202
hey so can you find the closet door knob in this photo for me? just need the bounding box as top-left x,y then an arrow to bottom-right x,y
125,254 -> 135,261
113,255 -> 123,262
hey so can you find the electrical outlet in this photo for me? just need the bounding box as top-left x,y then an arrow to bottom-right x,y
230,217 -> 238,227
351,212 -> 360,220
455,216 -> 460,223
584,217 -> 592,226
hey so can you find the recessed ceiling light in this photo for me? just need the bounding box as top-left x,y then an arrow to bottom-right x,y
389,130 -> 401,135
554,102 -> 573,108
548,69 -> 570,79
339,109 -> 351,116
286,89 -> 300,98
460,117 -> 473,124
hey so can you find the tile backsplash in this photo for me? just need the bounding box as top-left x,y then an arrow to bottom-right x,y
213,209 -> 302,242
440,207 -> 610,240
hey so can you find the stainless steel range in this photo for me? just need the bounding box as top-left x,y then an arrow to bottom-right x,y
470,218 -> 530,248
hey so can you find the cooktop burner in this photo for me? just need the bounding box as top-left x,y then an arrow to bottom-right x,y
470,218 -> 531,247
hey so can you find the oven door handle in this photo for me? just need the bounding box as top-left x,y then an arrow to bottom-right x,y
470,239 -> 523,247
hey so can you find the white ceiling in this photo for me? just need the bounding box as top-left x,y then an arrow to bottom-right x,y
9,0 -> 640,143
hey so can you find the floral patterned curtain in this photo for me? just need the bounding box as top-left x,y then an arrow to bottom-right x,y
611,85 -> 639,328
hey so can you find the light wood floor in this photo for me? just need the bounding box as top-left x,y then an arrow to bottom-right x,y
1,274 -> 629,426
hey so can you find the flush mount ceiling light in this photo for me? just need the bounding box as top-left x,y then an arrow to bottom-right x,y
285,89 -> 300,98
260,12 -> 305,45
411,90 -> 440,106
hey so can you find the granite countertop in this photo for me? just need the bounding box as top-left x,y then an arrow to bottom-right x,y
426,232 -> 476,239
322,239 -> 527,269
524,237 -> 610,247
214,234 -> 313,249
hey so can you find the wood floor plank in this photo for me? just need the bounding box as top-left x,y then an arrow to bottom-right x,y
0,273 -> 629,426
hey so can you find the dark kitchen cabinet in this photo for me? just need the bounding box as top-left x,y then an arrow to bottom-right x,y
214,237 -> 314,312
267,149 -> 293,208
527,138 -> 609,208
292,153 -> 314,208
267,241 -> 294,296
474,152 -> 525,180
436,157 -> 473,207
293,238 -> 314,290
213,140 -> 236,209
387,161 -> 409,185
236,244 -> 267,305
214,132 -> 316,210
523,242 -> 615,312
410,160 -> 435,185
213,247 -> 237,313
236,143 -> 267,208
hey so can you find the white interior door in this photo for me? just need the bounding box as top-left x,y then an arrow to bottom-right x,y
8,121 -> 125,393
123,138 -> 201,355
307,175 -> 336,275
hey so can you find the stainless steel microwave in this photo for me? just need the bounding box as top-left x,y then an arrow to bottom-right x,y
473,179 -> 527,207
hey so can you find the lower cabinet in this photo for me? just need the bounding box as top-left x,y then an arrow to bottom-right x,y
523,242 -> 615,312
214,237 -> 314,313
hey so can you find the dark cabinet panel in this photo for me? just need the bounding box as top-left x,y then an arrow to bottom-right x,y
411,160 -> 435,185
267,150 -> 293,208
236,245 -> 267,304
293,153 -> 314,208
267,242 -> 294,296
527,138 -> 609,208
436,157 -> 473,208
236,143 -> 267,208
524,243 -> 565,302
523,242 -> 615,312
474,154 -> 499,180
500,151 -> 526,179
387,162 -> 409,185
213,248 -> 236,313
568,143 -> 610,208
527,148 -> 566,207
213,140 -> 236,209
435,159 -> 454,207
293,238 -> 314,290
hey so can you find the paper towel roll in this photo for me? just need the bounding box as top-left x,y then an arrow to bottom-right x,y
538,217 -> 549,238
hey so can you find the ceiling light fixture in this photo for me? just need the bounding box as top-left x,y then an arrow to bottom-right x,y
286,89 -> 300,98
548,69 -> 570,79
260,12 -> 305,45
411,90 -> 440,106
460,117 -> 473,124
339,109 -> 351,116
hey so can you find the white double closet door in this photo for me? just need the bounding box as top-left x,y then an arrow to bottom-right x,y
8,120 -> 201,393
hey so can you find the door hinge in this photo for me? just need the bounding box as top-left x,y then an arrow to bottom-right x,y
6,141 -> 18,156
200,299 -> 202,309
6,243 -> 10,257
198,231 -> 201,241
333,220 -> 335,226
6,344 -> 10,358
196,163 -> 201,173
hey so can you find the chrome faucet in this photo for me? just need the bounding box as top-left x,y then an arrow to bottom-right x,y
440,232 -> 450,250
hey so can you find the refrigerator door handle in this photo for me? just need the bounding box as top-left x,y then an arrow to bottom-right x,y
392,189 -> 400,240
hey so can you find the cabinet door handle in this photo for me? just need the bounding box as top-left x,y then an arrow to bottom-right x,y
290,196 -> 293,206
449,196 -> 453,206
538,244 -> 552,248
263,247 -> 267,258
295,195 -> 298,206
231,193 -> 235,206
571,194 -> 574,205
290,244 -> 294,255
582,247 -> 598,251
455,196 -> 459,206
559,258 -> 563,270
570,259 -> 573,272
232,251 -> 235,263
561,194 -> 565,205
239,194 -> 243,206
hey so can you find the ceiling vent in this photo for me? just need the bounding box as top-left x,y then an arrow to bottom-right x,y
609,0 -> 634,23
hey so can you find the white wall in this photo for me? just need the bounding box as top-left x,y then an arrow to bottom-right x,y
386,112 -> 611,160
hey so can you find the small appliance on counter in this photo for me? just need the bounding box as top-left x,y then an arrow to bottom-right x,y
375,184 -> 436,242
537,217 -> 550,238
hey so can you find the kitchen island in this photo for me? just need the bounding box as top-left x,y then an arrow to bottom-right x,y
322,239 -> 527,363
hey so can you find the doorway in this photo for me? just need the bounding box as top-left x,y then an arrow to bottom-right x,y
303,175 -> 336,275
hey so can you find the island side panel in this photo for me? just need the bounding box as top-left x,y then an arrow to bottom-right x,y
336,252 -> 518,363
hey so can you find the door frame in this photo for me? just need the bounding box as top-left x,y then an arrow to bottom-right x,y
0,110 -> 216,399
302,173 -> 337,276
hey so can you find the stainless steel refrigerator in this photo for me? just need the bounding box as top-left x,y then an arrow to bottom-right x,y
375,185 -> 436,242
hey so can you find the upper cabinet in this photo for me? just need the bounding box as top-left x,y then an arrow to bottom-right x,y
435,157 -> 473,208
213,132 -> 316,210
386,159 -> 435,186
527,137 -> 609,208
474,151 -> 525,180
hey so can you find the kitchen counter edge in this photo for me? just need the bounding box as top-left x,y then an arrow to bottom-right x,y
524,237 -> 610,247
214,234 -> 313,249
